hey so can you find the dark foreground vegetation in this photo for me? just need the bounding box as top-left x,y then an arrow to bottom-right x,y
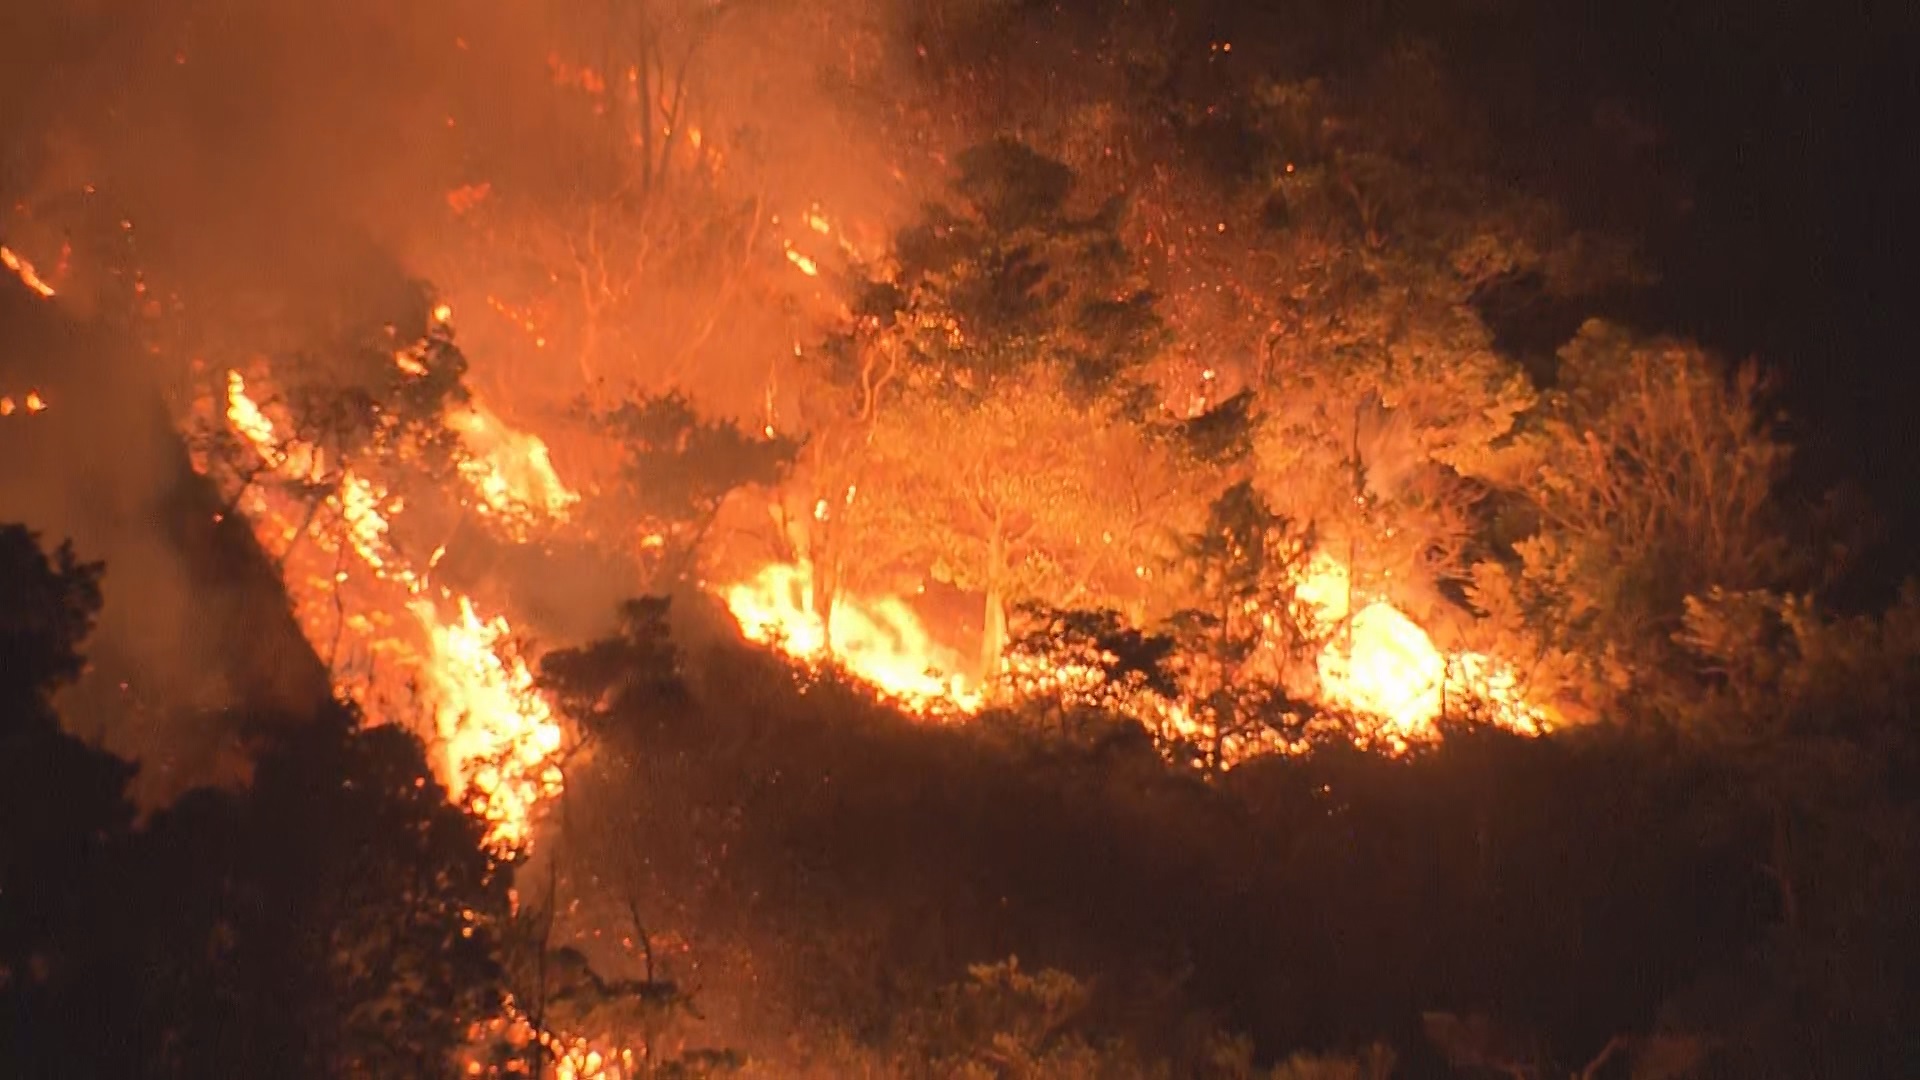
5,521 -> 1918,1077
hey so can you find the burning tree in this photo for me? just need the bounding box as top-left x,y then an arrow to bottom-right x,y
434,0 -> 788,420
186,297 -> 585,852
792,138 -> 1204,677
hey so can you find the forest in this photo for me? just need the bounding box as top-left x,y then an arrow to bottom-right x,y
2,1 -> 1916,1077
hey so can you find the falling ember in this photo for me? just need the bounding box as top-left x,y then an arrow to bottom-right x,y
724,562 -> 980,714
445,182 -> 493,216
3,394 -> 45,417
1,391 -> 47,416
1,246 -> 57,298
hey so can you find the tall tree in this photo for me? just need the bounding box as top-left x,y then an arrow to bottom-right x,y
587,391 -> 799,587
1469,320 -> 1791,709
1165,481 -> 1323,769
95,707 -> 512,1079
857,365 -> 1195,677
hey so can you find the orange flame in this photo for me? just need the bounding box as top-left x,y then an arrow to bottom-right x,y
1,391 -> 49,417
446,400 -> 581,537
1296,554 -> 1548,742
219,363 -> 575,850
412,596 -> 566,849
724,562 -> 980,713
720,551 -> 1549,758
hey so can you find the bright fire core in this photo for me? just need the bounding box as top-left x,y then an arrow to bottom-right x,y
724,553 -> 1548,758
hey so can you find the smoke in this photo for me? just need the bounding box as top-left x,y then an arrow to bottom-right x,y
0,0 -> 937,797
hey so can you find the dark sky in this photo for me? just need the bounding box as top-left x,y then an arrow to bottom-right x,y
1326,0 -> 1920,597
1143,0 -> 1917,593
1505,0 -> 1920,596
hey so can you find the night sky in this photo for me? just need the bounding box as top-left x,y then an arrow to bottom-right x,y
1498,0 -> 1919,596
1120,0 -> 1919,595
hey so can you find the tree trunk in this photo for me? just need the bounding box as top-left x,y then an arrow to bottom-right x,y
980,521 -> 1008,680
814,549 -> 839,656
981,584 -> 1007,683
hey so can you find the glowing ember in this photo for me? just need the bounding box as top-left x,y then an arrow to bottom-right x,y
724,562 -> 980,713
1,246 -> 56,298
2,391 -> 49,417
782,244 -> 820,277
223,372 -> 281,461
446,182 -> 493,216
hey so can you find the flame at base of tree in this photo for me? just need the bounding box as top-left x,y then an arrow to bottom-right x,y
412,596 -> 567,843
1298,554 -> 1549,742
722,554 -> 1549,764
724,562 -> 981,714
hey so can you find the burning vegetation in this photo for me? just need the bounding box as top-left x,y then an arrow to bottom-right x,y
3,1 -> 1918,1078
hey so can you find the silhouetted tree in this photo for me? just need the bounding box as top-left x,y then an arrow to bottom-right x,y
0,526 -> 136,1074
588,393 -> 799,585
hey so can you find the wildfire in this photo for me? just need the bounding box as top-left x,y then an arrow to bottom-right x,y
215,354 -> 575,851
446,400 -> 582,537
724,562 -> 980,713
721,551 -> 1548,761
2,245 -> 57,298
1296,554 -> 1548,740
197,287 -> 1540,1074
